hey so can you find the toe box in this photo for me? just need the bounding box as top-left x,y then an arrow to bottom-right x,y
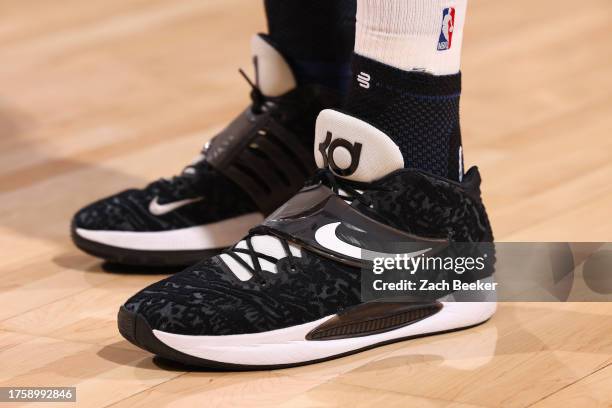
122,259 -> 255,336
73,190 -> 152,232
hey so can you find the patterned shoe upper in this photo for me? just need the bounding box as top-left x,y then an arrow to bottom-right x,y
73,161 -> 257,232
124,167 -> 494,336
74,35 -> 340,233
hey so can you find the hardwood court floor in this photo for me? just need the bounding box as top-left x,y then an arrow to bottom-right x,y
0,0 -> 611,407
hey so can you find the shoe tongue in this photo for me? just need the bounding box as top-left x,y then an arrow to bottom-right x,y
250,34 -> 297,97
314,109 -> 404,183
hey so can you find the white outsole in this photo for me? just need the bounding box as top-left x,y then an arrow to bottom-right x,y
75,212 -> 264,251
152,301 -> 497,366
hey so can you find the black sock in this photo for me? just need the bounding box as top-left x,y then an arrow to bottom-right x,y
263,0 -> 356,94
344,54 -> 464,181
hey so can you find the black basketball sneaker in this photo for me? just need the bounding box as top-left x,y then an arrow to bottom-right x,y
71,34 -> 340,266
117,109 -> 496,369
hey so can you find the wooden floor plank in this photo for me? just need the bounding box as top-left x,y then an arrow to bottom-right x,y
332,304 -> 612,407
531,362 -> 612,408
0,0 -> 610,407
0,332 -> 184,408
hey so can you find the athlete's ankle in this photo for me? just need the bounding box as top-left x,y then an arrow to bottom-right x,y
344,54 -> 463,181
344,0 -> 468,181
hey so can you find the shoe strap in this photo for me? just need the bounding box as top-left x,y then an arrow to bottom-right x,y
206,107 -> 316,214
254,184 -> 448,267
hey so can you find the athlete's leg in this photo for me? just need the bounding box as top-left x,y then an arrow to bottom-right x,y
263,0 -> 356,93
117,0 -> 495,369
345,0 -> 467,181
71,1 -> 357,266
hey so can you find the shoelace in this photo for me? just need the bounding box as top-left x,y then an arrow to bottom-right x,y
150,69 -> 272,196
314,169 -> 372,207
149,158 -> 209,197
222,169 -> 377,283
238,68 -> 267,113
225,236 -> 298,286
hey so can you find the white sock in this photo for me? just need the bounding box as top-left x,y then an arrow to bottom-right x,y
355,0 -> 467,75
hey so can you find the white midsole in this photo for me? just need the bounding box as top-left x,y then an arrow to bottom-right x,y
152,301 -> 497,366
75,212 -> 264,251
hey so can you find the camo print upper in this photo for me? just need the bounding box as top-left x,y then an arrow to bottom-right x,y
124,251 -> 361,335
73,162 -> 257,232
124,167 -> 493,335
73,83 -> 341,233
357,167 -> 494,243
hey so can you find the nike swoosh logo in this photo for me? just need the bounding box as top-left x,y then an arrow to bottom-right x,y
149,196 -> 203,216
314,222 -> 431,260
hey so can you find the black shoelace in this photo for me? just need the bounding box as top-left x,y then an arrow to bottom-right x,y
313,169 -> 372,206
222,169 -> 377,284
239,68 -> 268,114
148,159 -> 209,197
225,236 -> 298,287
149,69 -> 272,197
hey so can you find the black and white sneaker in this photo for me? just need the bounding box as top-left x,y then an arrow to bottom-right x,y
71,35 -> 340,266
117,109 -> 496,369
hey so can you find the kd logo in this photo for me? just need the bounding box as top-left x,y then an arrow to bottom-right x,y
318,132 -> 362,176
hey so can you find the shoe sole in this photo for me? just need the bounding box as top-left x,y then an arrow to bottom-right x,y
70,213 -> 263,267
117,301 -> 496,370
71,224 -> 222,267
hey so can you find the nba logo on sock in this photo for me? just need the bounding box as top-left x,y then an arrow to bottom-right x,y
437,7 -> 455,51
